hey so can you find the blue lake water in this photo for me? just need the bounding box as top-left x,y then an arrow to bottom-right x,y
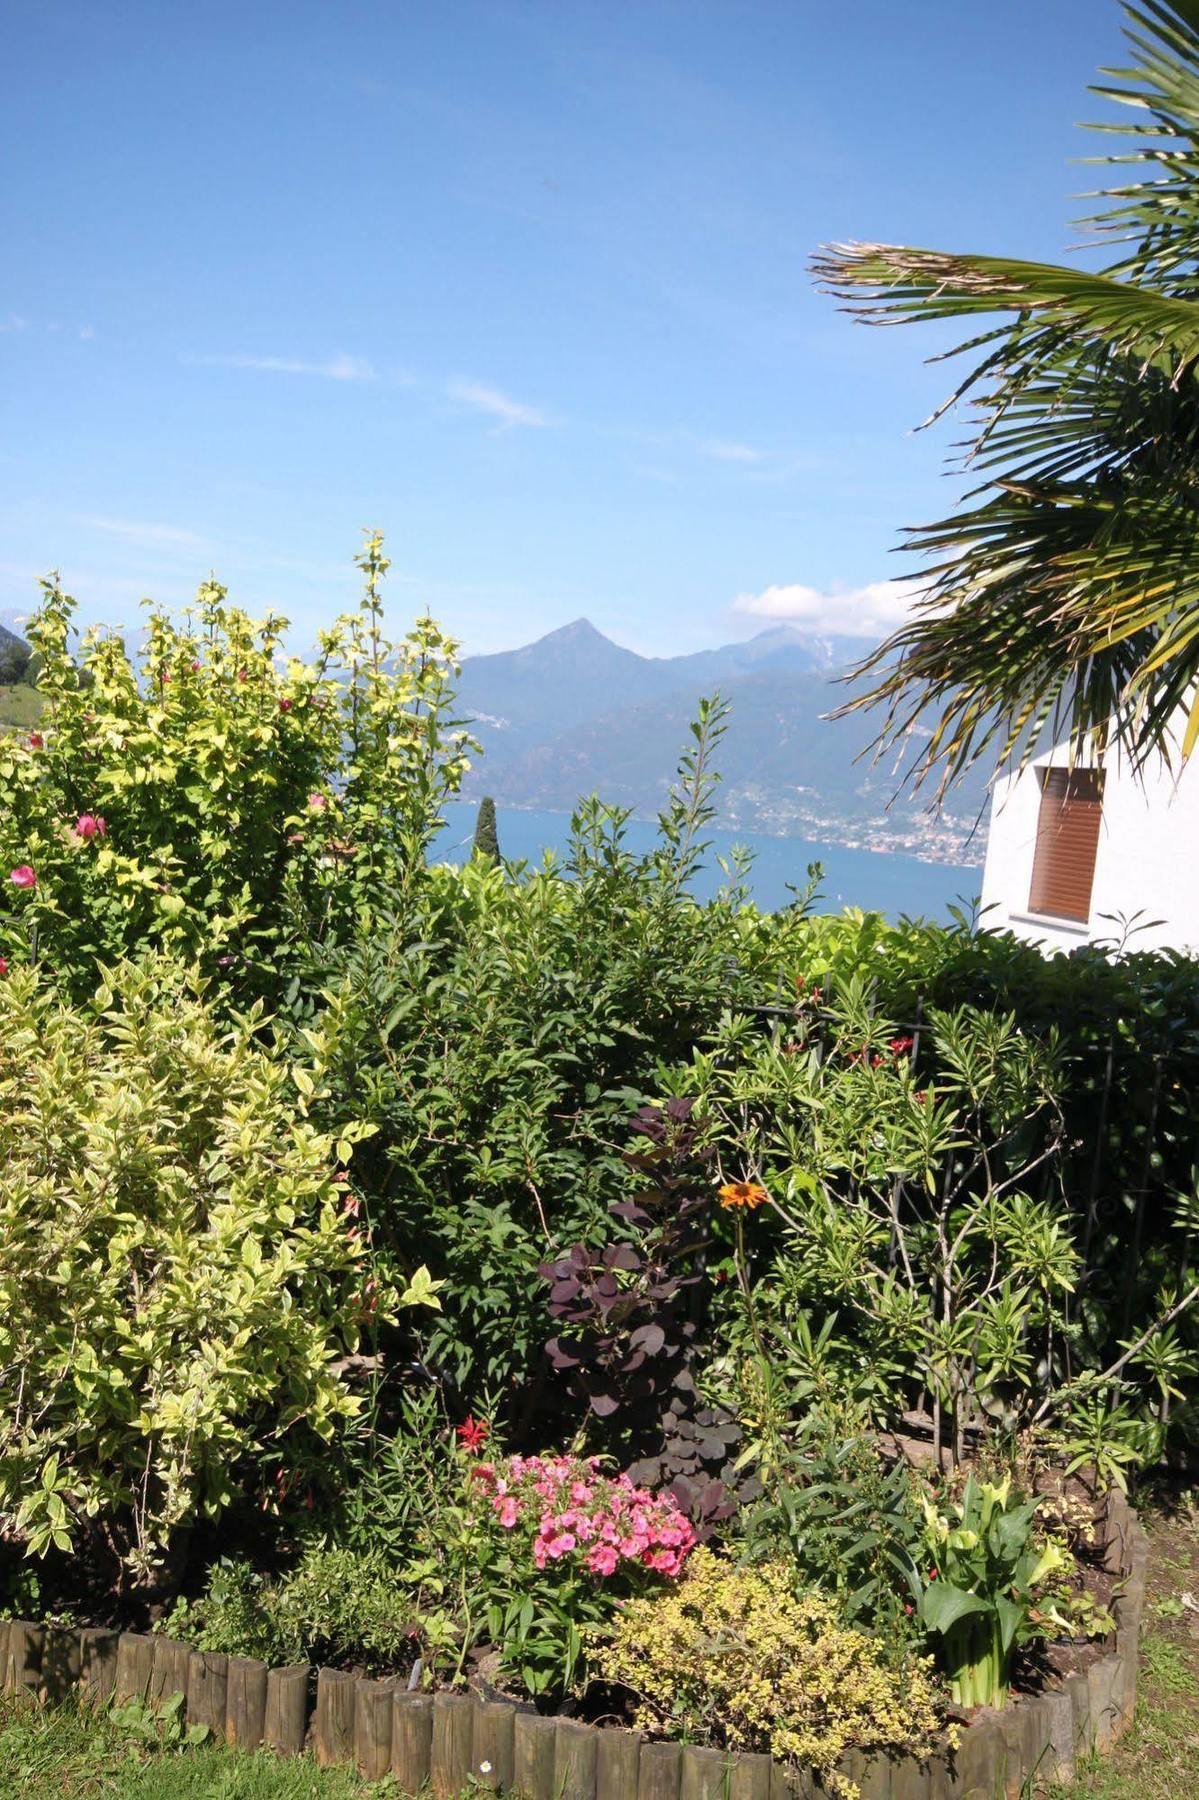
436,804 -> 982,922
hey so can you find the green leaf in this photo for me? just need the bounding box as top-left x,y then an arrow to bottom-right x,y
920,1580 -> 992,1636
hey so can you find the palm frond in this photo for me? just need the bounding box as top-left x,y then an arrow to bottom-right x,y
813,0 -> 1199,783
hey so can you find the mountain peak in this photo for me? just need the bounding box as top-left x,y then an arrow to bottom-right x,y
537,617 -> 609,646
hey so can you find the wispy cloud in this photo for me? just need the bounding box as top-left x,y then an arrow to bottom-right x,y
733,578 -> 924,638
699,437 -> 763,464
78,516 -> 207,551
448,379 -> 550,430
0,316 -> 28,334
191,351 -> 376,382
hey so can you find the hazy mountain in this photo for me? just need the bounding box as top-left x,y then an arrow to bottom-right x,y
457,621 -> 988,864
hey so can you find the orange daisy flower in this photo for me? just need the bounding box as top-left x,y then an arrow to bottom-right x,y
718,1181 -> 768,1211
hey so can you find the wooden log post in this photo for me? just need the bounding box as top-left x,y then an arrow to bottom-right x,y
149,1638 -> 192,1709
392,1691 -> 434,1793
40,1627 -> 81,1703
473,1699 -> 516,1792
513,1711 -> 558,1800
114,1632 -> 155,1707
680,1744 -> 732,1800
729,1752 -> 773,1800
597,1726 -> 642,1800
79,1629 -> 120,1707
431,1692 -> 475,1797
355,1677 -> 397,1780
226,1656 -> 269,1750
186,1650 -> 229,1740
264,1664 -> 310,1757
770,1762 -> 818,1800
639,1739 -> 683,1800
314,1668 -> 357,1767
555,1719 -> 598,1800
4,1623 -> 44,1704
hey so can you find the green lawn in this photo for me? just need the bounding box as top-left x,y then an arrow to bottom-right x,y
1049,1495 -> 1199,1800
0,1697 -> 387,1798
0,684 -> 42,730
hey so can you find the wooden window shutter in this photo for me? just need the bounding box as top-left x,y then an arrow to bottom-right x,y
1028,767 -> 1104,923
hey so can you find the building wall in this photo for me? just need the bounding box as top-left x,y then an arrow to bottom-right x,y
981,747 -> 1199,954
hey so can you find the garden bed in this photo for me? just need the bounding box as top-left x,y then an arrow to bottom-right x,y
0,1489 -> 1148,1799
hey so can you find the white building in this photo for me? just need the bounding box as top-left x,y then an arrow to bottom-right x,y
980,740 -> 1199,954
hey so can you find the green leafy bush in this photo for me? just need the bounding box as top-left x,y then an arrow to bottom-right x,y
0,957 -> 436,1586
733,1427 -> 924,1642
297,707 -> 814,1404
164,1548 -> 424,1674
0,537 -> 471,1001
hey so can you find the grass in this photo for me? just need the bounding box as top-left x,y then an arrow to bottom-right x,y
0,1696 -> 387,1798
0,684 -> 42,730
1047,1492 -> 1199,1799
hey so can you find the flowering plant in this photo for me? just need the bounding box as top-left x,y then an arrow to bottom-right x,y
471,1452 -> 696,1578
458,1452 -> 695,1695
0,535 -> 473,1002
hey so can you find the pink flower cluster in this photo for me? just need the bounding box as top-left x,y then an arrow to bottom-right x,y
471,1453 -> 695,1580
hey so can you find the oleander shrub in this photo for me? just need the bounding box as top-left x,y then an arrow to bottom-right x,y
0,957 -> 437,1590
598,1547 -> 945,1795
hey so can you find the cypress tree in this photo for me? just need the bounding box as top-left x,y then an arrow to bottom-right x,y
472,795 -> 500,861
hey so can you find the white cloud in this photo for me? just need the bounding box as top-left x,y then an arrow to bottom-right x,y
78,516 -> 206,551
448,379 -> 549,429
733,578 -> 924,638
0,316 -> 28,334
79,325 -> 95,340
699,438 -> 763,464
192,351 -> 376,381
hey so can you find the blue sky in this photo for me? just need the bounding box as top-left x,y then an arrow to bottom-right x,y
2,0 -> 1128,656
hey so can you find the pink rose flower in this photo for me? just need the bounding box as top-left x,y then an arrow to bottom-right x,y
8,866 -> 35,889
75,814 -> 107,841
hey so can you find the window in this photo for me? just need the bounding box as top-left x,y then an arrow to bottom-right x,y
1028,767 -> 1105,923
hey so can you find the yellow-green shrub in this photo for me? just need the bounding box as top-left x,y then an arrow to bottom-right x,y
0,958 -> 438,1585
598,1548 -> 944,1796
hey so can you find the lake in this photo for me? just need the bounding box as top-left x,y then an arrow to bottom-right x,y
435,803 -> 983,921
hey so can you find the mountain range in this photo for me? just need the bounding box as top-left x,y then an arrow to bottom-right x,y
456,620 -> 989,865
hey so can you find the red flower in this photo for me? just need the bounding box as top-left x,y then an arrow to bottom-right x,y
75,813 -> 107,841
191,660 -> 202,673
889,1036 -> 915,1056
27,733 -> 43,750
279,697 -> 293,712
8,866 -> 35,889
237,668 -> 248,682
0,956 -> 7,976
457,1416 -> 491,1453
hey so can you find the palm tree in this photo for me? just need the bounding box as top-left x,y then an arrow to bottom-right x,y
814,0 -> 1199,788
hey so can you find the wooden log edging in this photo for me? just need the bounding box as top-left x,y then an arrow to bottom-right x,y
0,1490 -> 1149,1798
